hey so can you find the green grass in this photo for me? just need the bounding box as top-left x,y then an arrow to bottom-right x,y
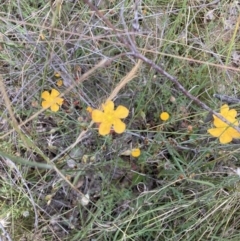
1,0 -> 240,240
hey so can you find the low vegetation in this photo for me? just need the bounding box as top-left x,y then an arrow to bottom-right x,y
1,0 -> 240,240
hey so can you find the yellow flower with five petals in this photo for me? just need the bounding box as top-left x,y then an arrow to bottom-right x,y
208,104 -> 240,144
41,89 -> 64,112
92,100 -> 129,136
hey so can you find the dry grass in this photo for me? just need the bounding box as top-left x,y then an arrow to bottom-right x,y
1,0 -> 240,240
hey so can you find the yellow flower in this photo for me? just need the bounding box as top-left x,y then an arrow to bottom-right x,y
208,104 -> 240,144
92,100 -> 129,136
160,112 -> 170,121
131,148 -> 141,157
56,79 -> 63,87
41,89 -> 64,112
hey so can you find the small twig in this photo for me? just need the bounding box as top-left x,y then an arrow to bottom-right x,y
83,0 -> 131,49
213,94 -> 240,104
0,222 -> 12,241
132,0 -> 141,32
120,3 -> 137,52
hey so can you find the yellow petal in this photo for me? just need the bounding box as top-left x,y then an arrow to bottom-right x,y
51,104 -> 60,112
208,128 -> 223,137
219,132 -> 232,144
213,115 -> 238,128
213,116 -> 226,128
42,100 -> 50,109
41,91 -> 50,100
227,128 -> 240,139
225,116 -> 238,124
114,105 -> 129,118
208,127 -> 232,143
220,104 -> 237,121
92,110 -> 104,122
220,104 -> 229,116
103,101 -> 114,113
51,89 -> 60,98
227,109 -> 237,119
228,118 -> 239,126
113,119 -> 126,134
56,97 -> 64,105
99,122 -> 111,135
